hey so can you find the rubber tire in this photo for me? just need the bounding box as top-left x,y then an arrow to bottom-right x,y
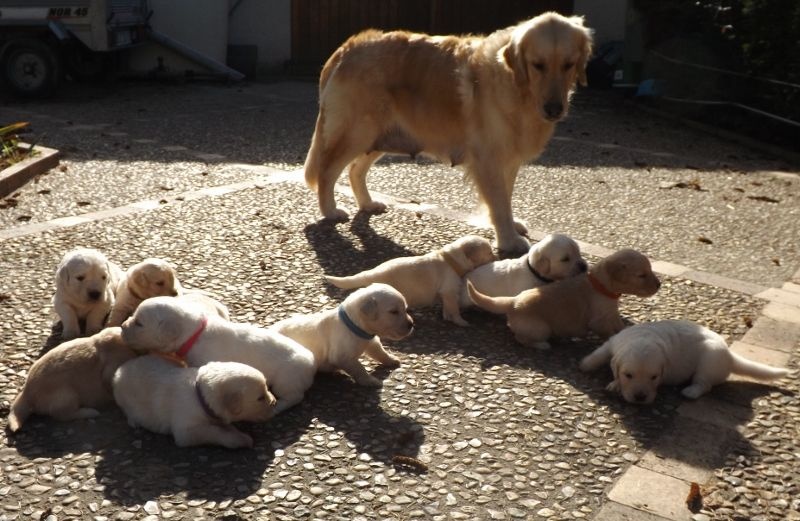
2,38 -> 61,98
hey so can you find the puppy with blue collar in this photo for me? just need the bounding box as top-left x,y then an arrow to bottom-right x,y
272,283 -> 413,387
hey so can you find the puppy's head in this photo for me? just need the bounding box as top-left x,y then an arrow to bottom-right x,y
198,362 -> 277,423
600,249 -> 661,297
501,12 -> 593,121
347,283 -> 414,341
56,248 -> 114,304
121,296 -> 202,353
528,233 -> 586,281
128,258 -> 181,299
446,235 -> 496,271
611,342 -> 665,404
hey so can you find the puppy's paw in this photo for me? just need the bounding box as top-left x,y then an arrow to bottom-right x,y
448,316 -> 470,327
681,384 -> 706,400
605,380 -> 620,393
359,200 -> 387,214
382,356 -> 401,369
357,375 -> 384,387
61,330 -> 79,341
578,356 -> 597,372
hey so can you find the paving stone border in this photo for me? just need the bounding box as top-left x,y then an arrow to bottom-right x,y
0,143 -> 60,199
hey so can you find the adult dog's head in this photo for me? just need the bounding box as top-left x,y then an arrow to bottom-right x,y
127,258 -> 181,299
501,12 -> 593,121
55,248 -> 115,305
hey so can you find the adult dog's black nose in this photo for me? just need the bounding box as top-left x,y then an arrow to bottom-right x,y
88,290 -> 101,301
634,392 -> 647,403
544,101 -> 563,120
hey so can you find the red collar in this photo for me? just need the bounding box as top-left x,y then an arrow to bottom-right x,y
588,273 -> 621,300
176,317 -> 208,358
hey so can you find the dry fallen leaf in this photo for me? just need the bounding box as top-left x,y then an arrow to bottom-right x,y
697,236 -> 713,244
686,482 -> 703,512
747,195 -> 779,203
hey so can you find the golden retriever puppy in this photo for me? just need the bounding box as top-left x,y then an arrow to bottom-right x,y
120,297 -> 315,415
304,12 -> 592,253
113,356 -> 276,448
460,233 -> 586,306
53,248 -> 124,339
272,283 -> 414,387
107,258 -> 181,327
468,249 -> 661,349
580,320 -> 791,403
7,327 -> 136,432
325,235 -> 495,326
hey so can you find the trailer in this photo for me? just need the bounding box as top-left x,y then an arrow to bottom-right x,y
0,0 -> 149,97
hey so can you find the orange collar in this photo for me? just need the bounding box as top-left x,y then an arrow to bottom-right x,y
588,273 -> 620,300
439,250 -> 469,278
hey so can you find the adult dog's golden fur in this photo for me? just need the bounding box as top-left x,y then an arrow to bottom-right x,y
305,12 -> 593,253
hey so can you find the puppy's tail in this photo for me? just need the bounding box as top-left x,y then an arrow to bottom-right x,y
324,274 -> 369,290
7,392 -> 31,433
466,281 -> 514,315
729,352 -> 790,381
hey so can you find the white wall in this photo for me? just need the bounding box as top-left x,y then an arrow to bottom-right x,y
228,0 -> 291,72
574,0 -> 627,46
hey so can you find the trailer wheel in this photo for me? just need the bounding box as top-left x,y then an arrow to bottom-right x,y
2,38 -> 61,97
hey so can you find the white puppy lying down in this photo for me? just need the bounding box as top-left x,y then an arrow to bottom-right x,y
272,283 -> 414,387
113,356 -> 276,448
53,248 -> 124,339
121,297 -> 315,415
580,320 -> 790,403
107,258 -> 182,327
460,233 -> 586,307
326,235 -> 496,326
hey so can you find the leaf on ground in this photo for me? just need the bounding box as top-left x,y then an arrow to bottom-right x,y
16,215 -> 31,222
77,201 -> 91,207
772,258 -> 781,266
697,236 -> 713,244
732,187 -> 745,192
160,185 -> 175,191
747,195 -> 779,203
37,189 -> 51,195
660,179 -> 706,191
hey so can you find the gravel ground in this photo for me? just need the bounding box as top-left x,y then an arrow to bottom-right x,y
1,81 -> 798,521
2,82 -> 798,287
0,183 -> 772,521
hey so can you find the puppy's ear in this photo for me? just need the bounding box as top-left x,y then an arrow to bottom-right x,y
56,262 -> 70,284
223,389 -> 243,417
359,297 -> 379,321
502,41 -> 529,89
533,256 -> 551,277
158,319 -> 182,347
131,270 -> 148,291
607,260 -> 628,282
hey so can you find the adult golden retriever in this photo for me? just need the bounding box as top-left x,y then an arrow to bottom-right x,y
304,12 -> 593,253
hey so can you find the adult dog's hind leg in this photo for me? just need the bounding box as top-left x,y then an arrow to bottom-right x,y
349,151 -> 386,213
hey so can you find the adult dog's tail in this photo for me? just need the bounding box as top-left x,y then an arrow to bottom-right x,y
7,392 -> 31,433
466,281 -> 515,314
730,352 -> 790,381
325,274 -> 370,290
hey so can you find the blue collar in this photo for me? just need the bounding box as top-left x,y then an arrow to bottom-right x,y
195,380 -> 223,422
338,305 -> 375,340
527,258 -> 554,284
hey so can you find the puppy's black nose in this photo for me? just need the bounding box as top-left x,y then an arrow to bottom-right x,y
88,290 -> 101,301
578,260 -> 588,272
634,392 -> 647,403
170,290 -> 179,296
406,318 -> 415,331
544,101 -> 563,120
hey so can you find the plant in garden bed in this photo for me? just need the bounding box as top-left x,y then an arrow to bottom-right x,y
1,122 -> 37,171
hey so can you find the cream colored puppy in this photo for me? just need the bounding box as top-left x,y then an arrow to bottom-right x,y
53,248 -> 124,339
468,249 -> 661,349
113,356 -> 276,448
460,233 -> 586,306
121,297 -> 315,415
7,327 -> 136,432
272,283 -> 414,387
326,235 -> 496,326
580,320 -> 791,403
107,258 -> 182,327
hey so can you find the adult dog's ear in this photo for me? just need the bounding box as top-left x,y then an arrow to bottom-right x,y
570,16 -> 594,87
502,40 -> 528,89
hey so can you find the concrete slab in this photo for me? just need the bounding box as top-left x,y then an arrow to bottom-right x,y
754,287 -> 800,307
782,282 -> 800,294
682,271 -> 767,297
676,396 -> 753,431
762,302 -> 800,325
741,316 -> 800,352
607,465 -> 695,520
728,340 -> 792,369
593,501 -> 673,521
651,260 -> 690,278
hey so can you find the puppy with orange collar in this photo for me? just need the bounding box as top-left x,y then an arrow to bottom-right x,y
467,248 -> 661,349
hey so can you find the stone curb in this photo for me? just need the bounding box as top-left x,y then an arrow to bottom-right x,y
0,143 -> 60,199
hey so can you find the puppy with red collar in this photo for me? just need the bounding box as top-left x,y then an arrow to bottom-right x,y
272,283 -> 413,387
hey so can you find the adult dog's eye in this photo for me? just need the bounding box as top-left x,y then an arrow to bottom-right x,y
563,62 -> 575,71
651,375 -> 658,381
389,309 -> 399,315
561,256 -> 570,262
624,372 -> 633,379
76,275 -> 85,281
532,62 -> 545,72
156,281 -> 165,287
